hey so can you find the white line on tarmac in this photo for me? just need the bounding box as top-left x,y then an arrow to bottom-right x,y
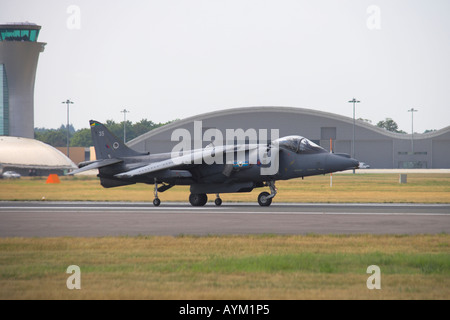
1,207 -> 448,216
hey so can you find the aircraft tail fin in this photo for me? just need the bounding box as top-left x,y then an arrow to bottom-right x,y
89,120 -> 147,159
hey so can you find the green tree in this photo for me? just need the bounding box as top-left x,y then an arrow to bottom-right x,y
122,120 -> 135,142
70,128 -> 92,147
35,118 -> 177,148
105,120 -> 124,141
59,124 -> 76,135
357,118 -> 372,124
35,125 -> 75,147
35,129 -> 67,147
133,119 -> 157,138
376,118 -> 406,133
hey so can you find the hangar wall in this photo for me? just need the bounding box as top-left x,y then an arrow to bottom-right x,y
431,130 -> 450,168
128,107 -> 450,169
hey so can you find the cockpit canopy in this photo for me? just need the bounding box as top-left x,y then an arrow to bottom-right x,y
276,135 -> 327,154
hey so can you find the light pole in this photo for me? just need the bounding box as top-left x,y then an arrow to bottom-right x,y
120,109 -> 130,143
348,97 -> 360,157
408,108 -> 418,154
61,99 -> 74,158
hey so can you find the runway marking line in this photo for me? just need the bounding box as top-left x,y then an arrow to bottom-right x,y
1,206 -> 449,216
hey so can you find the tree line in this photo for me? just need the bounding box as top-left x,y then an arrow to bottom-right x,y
363,118 -> 435,134
35,119 -> 176,148
35,117 -> 435,148
375,118 -> 407,133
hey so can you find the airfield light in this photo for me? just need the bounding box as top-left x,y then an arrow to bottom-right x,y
348,98 -> 360,173
408,108 -> 418,154
61,99 -> 74,158
121,109 -> 130,143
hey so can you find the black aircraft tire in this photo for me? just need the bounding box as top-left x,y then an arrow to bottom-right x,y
215,198 -> 222,206
153,198 -> 161,206
189,193 -> 208,206
258,192 -> 272,207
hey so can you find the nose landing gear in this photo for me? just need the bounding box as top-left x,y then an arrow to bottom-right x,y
258,181 -> 277,206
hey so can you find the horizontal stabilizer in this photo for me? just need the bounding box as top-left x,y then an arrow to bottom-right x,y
114,158 -> 177,178
69,158 -> 123,175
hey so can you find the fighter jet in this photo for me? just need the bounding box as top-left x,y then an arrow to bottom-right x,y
70,120 -> 359,206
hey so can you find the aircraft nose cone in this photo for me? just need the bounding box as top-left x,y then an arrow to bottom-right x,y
327,153 -> 360,172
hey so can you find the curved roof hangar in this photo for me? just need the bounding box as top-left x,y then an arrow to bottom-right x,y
128,106 -> 450,169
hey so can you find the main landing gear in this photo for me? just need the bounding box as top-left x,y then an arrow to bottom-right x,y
152,181 -> 222,207
153,180 -> 277,207
189,193 -> 208,206
257,181 -> 277,207
188,193 -> 222,206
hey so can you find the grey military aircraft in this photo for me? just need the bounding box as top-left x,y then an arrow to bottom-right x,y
70,120 -> 359,206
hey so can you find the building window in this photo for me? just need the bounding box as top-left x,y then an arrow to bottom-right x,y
0,28 -> 39,42
0,64 -> 9,136
398,151 -> 427,155
398,161 -> 427,169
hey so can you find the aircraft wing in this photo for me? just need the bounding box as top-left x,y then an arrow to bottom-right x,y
114,144 -> 258,178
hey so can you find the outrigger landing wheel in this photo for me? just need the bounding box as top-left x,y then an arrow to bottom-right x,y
153,178 -> 161,206
214,194 -> 222,206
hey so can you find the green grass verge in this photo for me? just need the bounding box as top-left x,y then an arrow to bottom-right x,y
1,234 -> 449,299
1,173 -> 450,203
184,252 -> 449,275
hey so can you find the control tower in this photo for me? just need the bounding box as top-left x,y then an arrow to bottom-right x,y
0,23 -> 46,138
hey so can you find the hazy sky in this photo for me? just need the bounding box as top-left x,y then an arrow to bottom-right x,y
1,0 -> 449,133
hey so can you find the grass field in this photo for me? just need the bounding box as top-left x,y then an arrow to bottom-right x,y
1,173 -> 449,300
0,173 -> 449,203
0,234 -> 449,299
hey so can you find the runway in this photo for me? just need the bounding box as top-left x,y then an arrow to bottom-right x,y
0,201 -> 449,237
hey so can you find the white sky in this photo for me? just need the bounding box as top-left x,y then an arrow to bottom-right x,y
1,0 -> 449,133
